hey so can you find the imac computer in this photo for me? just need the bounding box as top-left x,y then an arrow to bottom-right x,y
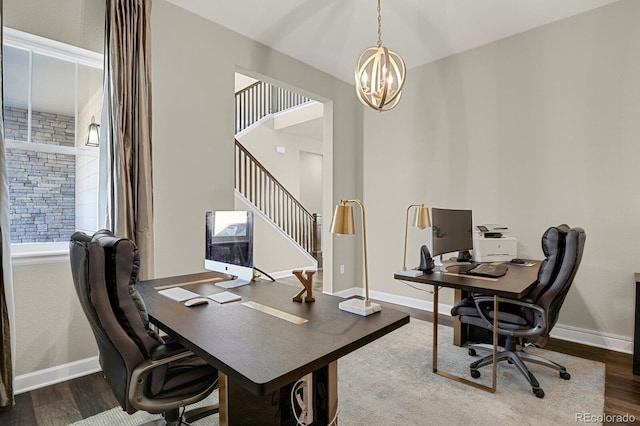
431,208 -> 473,272
205,210 -> 254,288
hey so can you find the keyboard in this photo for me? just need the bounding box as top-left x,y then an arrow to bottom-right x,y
461,263 -> 508,278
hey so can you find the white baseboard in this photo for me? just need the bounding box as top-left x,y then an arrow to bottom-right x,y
14,288 -> 633,394
15,356 -> 101,395
333,286 -> 633,354
263,267 -> 318,281
550,324 -> 632,354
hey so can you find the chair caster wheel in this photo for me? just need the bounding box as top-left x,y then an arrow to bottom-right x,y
533,388 -> 545,398
470,369 -> 481,379
468,348 -> 477,356
560,371 -> 570,380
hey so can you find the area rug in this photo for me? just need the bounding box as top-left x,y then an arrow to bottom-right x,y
71,319 -> 604,426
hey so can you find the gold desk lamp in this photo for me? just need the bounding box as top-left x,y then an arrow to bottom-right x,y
330,199 -> 381,316
395,204 -> 430,277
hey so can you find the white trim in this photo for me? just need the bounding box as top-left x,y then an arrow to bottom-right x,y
11,242 -> 70,265
14,356 -> 101,395
263,267 -> 318,281
550,324 -> 633,354
6,139 -> 99,156
3,27 -> 102,68
331,286 -> 450,315
235,114 -> 273,139
330,286 -> 633,354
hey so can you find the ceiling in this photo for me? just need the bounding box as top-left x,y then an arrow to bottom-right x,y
167,0 -> 619,84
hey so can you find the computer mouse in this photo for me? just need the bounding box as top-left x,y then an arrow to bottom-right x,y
184,297 -> 209,307
511,258 -> 526,265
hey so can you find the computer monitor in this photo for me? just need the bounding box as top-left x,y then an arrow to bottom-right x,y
204,210 -> 254,288
431,208 -> 473,260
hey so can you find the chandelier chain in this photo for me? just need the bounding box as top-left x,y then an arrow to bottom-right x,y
377,0 -> 382,47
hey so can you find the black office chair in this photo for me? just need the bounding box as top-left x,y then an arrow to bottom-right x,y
451,225 -> 586,398
69,230 -> 219,425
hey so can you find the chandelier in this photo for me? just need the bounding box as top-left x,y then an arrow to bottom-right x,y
354,0 -> 406,112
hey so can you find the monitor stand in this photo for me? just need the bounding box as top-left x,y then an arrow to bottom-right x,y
216,277 -> 252,289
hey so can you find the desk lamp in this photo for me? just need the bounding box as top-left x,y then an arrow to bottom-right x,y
396,203 -> 430,277
330,199 -> 381,316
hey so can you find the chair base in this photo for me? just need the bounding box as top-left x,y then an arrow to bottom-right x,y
467,336 -> 570,398
137,404 -> 220,426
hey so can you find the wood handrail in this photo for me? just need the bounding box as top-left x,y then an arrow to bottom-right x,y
235,139 -> 319,257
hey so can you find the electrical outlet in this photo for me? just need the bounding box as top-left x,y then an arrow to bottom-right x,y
340,264 -> 345,274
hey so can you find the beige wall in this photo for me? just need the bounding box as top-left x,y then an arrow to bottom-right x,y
5,0 -> 361,379
4,0 -> 106,379
363,0 -> 640,341
151,1 -> 361,291
11,0 -> 634,382
12,263 -> 95,376
5,0 -> 104,53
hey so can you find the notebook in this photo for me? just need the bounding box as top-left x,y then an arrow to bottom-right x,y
158,287 -> 201,302
208,291 -> 242,304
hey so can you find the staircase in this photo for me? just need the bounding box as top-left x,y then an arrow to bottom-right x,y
234,81 -> 322,266
235,81 -> 313,134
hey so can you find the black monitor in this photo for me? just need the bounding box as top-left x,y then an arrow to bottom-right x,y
431,208 -> 473,259
204,210 -> 254,288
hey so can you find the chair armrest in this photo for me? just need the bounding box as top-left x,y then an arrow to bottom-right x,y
150,341 -> 189,360
472,295 -> 547,339
128,350 -> 216,413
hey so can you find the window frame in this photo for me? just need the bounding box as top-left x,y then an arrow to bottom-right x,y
3,28 -> 103,264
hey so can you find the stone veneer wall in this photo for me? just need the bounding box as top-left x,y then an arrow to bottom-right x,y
5,106 -> 76,243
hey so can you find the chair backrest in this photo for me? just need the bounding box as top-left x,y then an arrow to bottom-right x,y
528,225 -> 586,333
528,224 -> 570,301
69,230 -> 164,413
537,226 -> 586,331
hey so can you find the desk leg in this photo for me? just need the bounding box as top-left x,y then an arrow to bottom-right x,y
218,372 -> 229,426
327,361 -> 338,424
491,295 -> 498,392
453,289 -> 465,346
218,366 -> 337,425
432,286 -> 497,393
432,286 -> 439,373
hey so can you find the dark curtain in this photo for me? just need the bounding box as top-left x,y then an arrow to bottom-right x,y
0,0 -> 15,408
101,0 -> 154,279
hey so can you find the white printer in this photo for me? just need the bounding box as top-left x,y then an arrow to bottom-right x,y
473,224 -> 517,262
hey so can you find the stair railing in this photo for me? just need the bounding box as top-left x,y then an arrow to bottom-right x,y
235,139 -> 318,258
235,81 -> 312,134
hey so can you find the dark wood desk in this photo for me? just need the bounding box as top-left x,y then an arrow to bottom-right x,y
394,261 -> 539,392
138,272 -> 409,425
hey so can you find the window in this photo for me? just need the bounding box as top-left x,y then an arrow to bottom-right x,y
3,28 -> 103,263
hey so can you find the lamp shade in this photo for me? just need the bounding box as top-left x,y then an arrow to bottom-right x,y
330,203 -> 355,235
413,205 -> 430,229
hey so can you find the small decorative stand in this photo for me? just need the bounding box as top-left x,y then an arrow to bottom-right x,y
292,269 -> 315,303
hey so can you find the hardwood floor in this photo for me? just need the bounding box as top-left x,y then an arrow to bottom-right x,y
1,297 -> 638,425
0,373 -> 118,426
